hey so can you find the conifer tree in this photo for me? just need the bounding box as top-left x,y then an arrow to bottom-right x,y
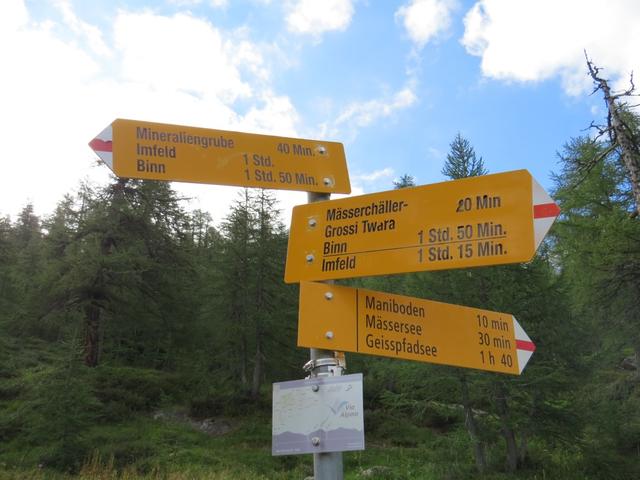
218,189 -> 255,386
393,174 -> 416,189
441,133 -> 487,179
552,135 -> 640,476
214,189 -> 294,398
39,179 -> 197,368
8,204 -> 45,336
0,215 -> 15,325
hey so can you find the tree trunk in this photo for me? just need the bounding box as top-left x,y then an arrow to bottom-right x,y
83,237 -> 113,368
240,336 -> 248,386
587,56 -> 640,216
495,382 -> 519,472
81,181 -> 123,368
603,91 -> 640,216
84,302 -> 100,367
251,337 -> 262,399
460,373 -> 487,474
519,431 -> 529,465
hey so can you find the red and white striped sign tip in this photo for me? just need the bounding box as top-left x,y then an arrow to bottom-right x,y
89,124 -> 114,172
513,317 -> 536,374
532,177 -> 560,249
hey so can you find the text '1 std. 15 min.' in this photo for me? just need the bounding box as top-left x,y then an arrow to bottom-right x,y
285,170 -> 560,282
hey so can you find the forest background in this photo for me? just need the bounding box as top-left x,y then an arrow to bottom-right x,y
0,69 -> 639,480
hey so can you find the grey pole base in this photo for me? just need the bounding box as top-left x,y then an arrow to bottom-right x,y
314,451 -> 344,480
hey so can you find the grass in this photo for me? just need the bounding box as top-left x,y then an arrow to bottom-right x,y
0,333 -> 598,480
0,409 -> 592,480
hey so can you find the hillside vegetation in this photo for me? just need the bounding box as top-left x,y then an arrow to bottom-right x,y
1,106 -> 640,479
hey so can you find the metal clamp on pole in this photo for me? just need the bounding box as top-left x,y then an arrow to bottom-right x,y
304,357 -> 345,378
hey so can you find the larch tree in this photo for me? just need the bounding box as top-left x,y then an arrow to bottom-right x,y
0,215 -> 16,326
552,134 -> 640,476
218,189 -> 255,387
39,179 -> 196,368
8,204 -> 45,337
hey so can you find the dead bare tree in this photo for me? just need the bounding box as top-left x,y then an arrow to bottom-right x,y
585,51 -> 640,217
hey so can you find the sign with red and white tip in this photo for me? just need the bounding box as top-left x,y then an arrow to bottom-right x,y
285,170 -> 560,283
89,119 -> 351,193
298,282 -> 536,375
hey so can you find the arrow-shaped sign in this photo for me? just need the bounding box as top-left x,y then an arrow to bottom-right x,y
89,119 -> 351,193
298,282 -> 536,375
285,170 -> 559,282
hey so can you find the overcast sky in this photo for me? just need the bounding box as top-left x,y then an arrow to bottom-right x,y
2,0 -> 639,224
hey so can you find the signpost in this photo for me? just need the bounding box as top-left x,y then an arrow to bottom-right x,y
88,118 -> 551,478
297,282 -> 536,375
284,170 -> 560,282
89,119 -> 351,193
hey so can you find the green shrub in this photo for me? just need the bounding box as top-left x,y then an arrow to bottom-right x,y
92,366 -> 176,420
18,361 -> 101,472
188,385 -> 267,418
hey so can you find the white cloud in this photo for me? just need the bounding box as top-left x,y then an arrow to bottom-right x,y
166,0 -> 228,7
461,0 -> 640,95
0,4 -> 108,218
0,0 -> 28,35
0,2 -> 303,224
286,0 -> 354,39
334,168 -> 395,198
239,92 -> 301,136
396,0 -> 458,49
114,12 -> 253,102
167,0 -> 202,6
54,0 -> 112,57
232,39 -> 271,82
330,85 -> 418,139
353,168 -> 394,182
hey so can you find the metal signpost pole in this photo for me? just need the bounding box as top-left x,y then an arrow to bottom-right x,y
305,191 -> 344,480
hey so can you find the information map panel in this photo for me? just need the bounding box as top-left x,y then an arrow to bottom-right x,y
272,373 -> 364,456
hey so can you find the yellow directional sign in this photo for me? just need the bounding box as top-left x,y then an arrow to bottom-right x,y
285,170 -> 559,282
298,282 -> 536,375
89,119 -> 351,193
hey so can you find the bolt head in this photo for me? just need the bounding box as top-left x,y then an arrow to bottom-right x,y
311,384 -> 319,392
316,146 -> 327,155
308,218 -> 317,228
324,291 -> 333,300
325,331 -> 334,339
311,436 -> 321,446
306,254 -> 314,263
323,177 -> 333,187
